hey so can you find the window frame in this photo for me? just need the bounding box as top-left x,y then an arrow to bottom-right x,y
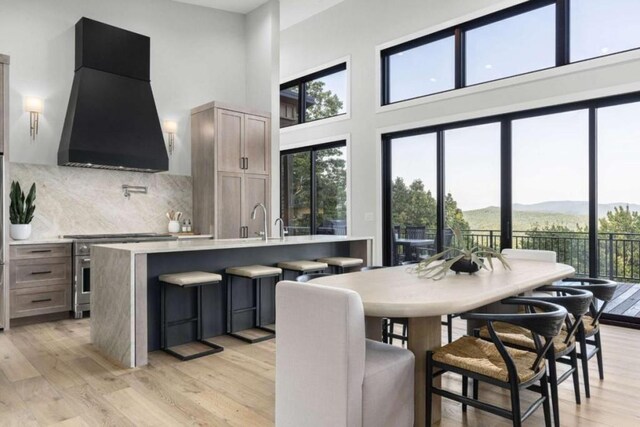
381,89 -> 640,327
380,0 -> 640,106
280,140 -> 348,235
280,62 -> 348,128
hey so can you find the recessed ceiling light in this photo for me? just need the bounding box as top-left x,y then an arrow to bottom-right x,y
601,47 -> 610,54
485,64 -> 493,69
429,77 -> 437,82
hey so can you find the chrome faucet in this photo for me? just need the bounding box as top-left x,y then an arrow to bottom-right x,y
251,203 -> 269,241
274,218 -> 288,240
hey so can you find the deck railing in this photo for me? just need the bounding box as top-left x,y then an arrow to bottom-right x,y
393,227 -> 640,283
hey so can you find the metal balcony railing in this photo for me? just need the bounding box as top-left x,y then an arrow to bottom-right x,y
393,226 -> 640,283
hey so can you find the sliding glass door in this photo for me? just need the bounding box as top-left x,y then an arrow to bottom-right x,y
280,142 -> 347,236
512,110 -> 590,275
388,133 -> 438,265
383,93 -> 640,325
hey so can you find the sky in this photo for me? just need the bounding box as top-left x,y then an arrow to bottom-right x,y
390,0 -> 640,213
392,102 -> 640,211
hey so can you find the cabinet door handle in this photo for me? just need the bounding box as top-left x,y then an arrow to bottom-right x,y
31,270 -> 52,275
31,298 -> 52,303
30,249 -> 52,253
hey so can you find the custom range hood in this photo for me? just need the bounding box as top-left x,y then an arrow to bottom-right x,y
58,18 -> 168,172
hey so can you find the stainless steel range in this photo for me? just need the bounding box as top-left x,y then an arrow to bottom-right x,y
64,233 -> 177,318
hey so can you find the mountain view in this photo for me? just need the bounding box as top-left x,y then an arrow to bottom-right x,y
464,201 -> 640,230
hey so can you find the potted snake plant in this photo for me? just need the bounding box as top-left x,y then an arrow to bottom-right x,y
412,227 -> 510,280
10,181 -> 36,240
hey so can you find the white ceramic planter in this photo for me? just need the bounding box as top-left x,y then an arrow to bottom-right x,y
168,220 -> 181,233
10,223 -> 32,240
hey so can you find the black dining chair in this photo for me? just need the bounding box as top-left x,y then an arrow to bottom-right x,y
475,286 -> 593,426
560,277 -> 618,398
427,298 -> 567,427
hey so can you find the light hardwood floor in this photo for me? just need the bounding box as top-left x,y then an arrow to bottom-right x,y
0,318 -> 638,426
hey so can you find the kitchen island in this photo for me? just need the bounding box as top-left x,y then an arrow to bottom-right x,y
90,235 -> 372,368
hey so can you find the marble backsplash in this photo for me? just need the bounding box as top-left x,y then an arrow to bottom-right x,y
10,163 -> 192,239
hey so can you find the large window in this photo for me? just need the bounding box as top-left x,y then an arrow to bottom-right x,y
385,33 -> 455,103
382,92 -> 640,325
465,5 -> 555,85
381,0 -> 640,105
389,133 -> 438,264
445,123 -> 501,248
280,63 -> 347,128
280,142 -> 347,236
571,0 -> 640,62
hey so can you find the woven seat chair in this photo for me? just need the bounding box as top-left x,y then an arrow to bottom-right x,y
475,286 -> 593,426
560,277 -> 618,398
426,298 -> 567,427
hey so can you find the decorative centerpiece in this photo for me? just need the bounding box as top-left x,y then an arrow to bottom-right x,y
9,181 -> 36,240
412,228 -> 510,280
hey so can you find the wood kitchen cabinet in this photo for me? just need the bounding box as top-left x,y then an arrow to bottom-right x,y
191,101 -> 271,238
9,243 -> 72,320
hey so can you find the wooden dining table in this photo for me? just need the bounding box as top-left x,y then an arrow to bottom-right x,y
310,259 -> 575,427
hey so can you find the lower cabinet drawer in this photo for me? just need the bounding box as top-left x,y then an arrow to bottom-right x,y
10,257 -> 71,289
10,285 -> 71,318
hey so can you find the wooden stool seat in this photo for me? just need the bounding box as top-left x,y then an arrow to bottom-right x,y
159,271 -> 223,287
278,260 -> 328,272
317,257 -> 363,274
225,265 -> 282,278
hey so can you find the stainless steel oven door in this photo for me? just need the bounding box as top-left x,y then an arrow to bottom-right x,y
74,256 -> 91,318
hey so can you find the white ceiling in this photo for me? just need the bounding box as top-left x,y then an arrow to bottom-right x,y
170,0 -> 345,29
171,0 -> 269,14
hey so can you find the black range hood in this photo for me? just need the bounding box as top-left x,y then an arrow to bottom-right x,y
58,18 -> 168,172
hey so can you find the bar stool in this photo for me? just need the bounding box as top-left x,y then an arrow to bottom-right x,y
158,271 -> 224,361
317,257 -> 363,274
225,264 -> 282,343
277,260 -> 328,280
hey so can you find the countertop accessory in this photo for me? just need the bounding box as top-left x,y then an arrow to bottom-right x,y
10,180 -> 36,240
122,184 -> 147,199
251,203 -> 268,241
166,210 -> 182,233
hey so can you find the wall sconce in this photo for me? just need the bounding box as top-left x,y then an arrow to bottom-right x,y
24,96 -> 43,140
163,120 -> 177,155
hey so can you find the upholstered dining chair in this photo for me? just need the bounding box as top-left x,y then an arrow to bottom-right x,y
295,272 -> 333,283
426,298 -> 567,427
275,281 -> 415,427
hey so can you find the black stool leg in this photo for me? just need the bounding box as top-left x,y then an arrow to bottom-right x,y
160,282 -> 166,349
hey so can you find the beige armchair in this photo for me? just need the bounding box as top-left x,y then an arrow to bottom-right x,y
275,281 -> 414,427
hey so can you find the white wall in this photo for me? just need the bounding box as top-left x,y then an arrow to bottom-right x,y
246,0 -> 280,234
279,0 -> 640,263
0,0 -> 248,176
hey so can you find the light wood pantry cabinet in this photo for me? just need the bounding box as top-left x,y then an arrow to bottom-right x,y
191,101 -> 271,238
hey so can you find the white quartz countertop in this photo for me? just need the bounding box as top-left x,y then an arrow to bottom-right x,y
10,238 -> 74,245
93,235 -> 373,255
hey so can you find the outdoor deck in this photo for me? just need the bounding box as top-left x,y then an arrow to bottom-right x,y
605,282 -> 640,318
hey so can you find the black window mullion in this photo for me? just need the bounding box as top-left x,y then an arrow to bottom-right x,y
381,53 -> 390,105
310,148 -> 317,233
556,0 -> 570,66
382,137 -> 393,265
589,107 -> 599,277
500,119 -> 513,250
299,82 -> 306,124
436,130 -> 445,252
454,27 -> 465,88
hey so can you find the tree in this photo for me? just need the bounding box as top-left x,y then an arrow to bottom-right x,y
599,205 -> 640,279
599,205 -> 640,234
305,80 -> 343,121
